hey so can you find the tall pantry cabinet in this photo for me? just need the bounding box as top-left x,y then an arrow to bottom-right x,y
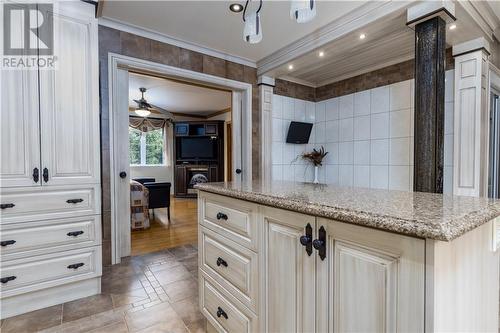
0,1 -> 102,318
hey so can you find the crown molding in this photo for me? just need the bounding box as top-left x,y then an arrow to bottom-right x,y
98,16 -> 257,68
457,0 -> 500,42
277,76 -> 317,88
256,0 -> 412,76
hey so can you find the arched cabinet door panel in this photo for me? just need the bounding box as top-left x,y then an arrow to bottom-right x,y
39,2 -> 100,186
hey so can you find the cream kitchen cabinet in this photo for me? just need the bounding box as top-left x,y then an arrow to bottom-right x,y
0,1 -> 101,319
0,1 -> 100,188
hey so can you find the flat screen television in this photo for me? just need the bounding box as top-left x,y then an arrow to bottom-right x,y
177,137 -> 217,160
286,121 -> 313,144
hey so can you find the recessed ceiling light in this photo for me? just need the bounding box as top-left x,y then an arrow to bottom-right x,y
318,51 -> 325,57
288,64 -> 294,70
229,3 -> 243,13
449,24 -> 457,30
359,33 -> 366,40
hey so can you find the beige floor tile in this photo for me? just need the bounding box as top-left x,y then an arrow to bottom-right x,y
152,265 -> 191,285
168,245 -> 197,260
162,278 -> 198,303
111,288 -> 150,308
186,318 -> 207,333
1,304 -> 62,333
170,297 -> 204,326
87,320 -> 129,333
101,274 -> 145,295
135,320 -> 189,333
125,301 -> 183,332
62,294 -> 113,323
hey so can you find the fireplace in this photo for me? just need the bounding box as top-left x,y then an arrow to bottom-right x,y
187,167 -> 209,194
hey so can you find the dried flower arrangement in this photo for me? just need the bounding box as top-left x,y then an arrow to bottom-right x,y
301,146 -> 328,166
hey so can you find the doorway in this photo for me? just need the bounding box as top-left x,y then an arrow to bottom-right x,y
108,54 -> 252,263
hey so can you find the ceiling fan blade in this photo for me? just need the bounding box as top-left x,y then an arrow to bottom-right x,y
133,99 -> 142,104
150,103 -> 173,117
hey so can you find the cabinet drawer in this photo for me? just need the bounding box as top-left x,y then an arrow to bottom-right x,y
200,271 -> 257,333
0,216 -> 101,260
0,246 -> 101,298
0,185 -> 100,224
200,227 -> 258,311
200,193 -> 258,250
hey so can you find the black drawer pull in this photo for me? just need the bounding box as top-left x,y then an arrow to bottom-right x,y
216,212 -> 228,220
0,203 -> 15,210
299,223 -> 313,256
312,226 -> 326,261
33,167 -> 39,183
216,306 -> 228,320
1,276 -> 16,284
43,167 -> 49,183
1,240 -> 16,247
67,231 -> 84,237
216,257 -> 228,267
66,198 -> 83,204
67,263 -> 85,270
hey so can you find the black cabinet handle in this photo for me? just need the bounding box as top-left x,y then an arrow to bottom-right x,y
67,263 -> 85,270
235,168 -> 242,174
216,306 -> 228,320
67,231 -> 84,237
299,223 -> 313,256
1,240 -> 16,247
1,276 -> 16,284
43,168 -> 49,183
216,257 -> 228,267
0,203 -> 15,210
119,171 -> 127,179
33,167 -> 39,183
66,198 -> 83,204
216,212 -> 228,220
312,226 -> 326,261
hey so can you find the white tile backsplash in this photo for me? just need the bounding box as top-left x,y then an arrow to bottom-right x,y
271,71 -> 455,193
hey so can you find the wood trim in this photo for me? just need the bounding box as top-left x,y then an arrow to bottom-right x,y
207,108 -> 231,118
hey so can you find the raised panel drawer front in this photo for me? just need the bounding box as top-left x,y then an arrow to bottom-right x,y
200,226 -> 258,311
0,185 -> 100,224
200,271 -> 257,333
0,246 -> 101,298
200,193 -> 258,250
0,216 -> 101,260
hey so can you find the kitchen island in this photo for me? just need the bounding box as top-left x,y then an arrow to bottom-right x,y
196,181 -> 500,332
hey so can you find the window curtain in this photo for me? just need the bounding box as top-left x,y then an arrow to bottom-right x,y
129,117 -> 172,166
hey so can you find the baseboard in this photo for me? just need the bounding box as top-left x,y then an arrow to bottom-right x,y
0,277 -> 101,319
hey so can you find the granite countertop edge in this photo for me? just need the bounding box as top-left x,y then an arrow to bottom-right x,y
195,184 -> 500,241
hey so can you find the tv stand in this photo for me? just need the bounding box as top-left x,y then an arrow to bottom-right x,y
173,121 -> 224,198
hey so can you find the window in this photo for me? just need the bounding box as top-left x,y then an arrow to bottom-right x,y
129,127 -> 165,165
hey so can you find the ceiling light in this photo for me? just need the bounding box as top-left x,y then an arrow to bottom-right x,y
243,0 -> 263,44
290,0 -> 316,23
318,51 -> 325,57
229,3 -> 243,12
135,109 -> 151,117
449,24 -> 457,30
359,33 -> 366,40
288,64 -> 294,70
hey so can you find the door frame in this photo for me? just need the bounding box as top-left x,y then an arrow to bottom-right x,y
107,53 -> 253,264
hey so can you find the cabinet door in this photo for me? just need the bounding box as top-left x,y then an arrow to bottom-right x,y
0,5 -> 41,188
316,218 -> 425,333
39,3 -> 99,186
262,206 -> 316,333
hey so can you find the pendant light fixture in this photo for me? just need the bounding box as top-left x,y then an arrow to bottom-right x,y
243,0 -> 263,44
290,0 -> 316,23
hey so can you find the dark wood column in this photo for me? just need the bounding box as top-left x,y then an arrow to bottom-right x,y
413,17 -> 446,193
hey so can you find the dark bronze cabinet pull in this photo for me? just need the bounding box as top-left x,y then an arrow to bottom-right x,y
216,212 -> 228,220
216,306 -> 228,320
33,167 -> 39,183
312,226 -> 326,261
67,263 -> 85,270
0,203 -> 15,210
299,223 -> 313,256
67,231 -> 84,237
216,257 -> 228,267
66,198 -> 83,204
43,168 -> 49,183
1,240 -> 16,247
1,276 -> 16,284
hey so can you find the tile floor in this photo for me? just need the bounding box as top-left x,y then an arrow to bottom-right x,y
0,244 -> 206,333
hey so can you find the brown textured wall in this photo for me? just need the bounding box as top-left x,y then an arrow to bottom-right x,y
276,48 -> 454,102
98,25 -> 259,265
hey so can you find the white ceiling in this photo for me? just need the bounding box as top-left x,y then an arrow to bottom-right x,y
101,0 -> 366,63
129,73 -> 231,115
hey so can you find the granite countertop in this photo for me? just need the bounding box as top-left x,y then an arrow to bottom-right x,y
195,181 -> 500,241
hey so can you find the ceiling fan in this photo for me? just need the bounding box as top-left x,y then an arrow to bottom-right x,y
133,87 -> 173,119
